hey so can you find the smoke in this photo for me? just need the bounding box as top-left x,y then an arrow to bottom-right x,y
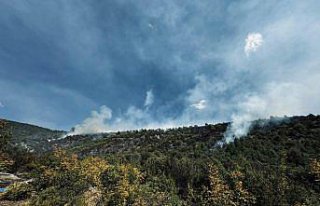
62,0 -> 320,142
223,78 -> 320,143
66,105 -> 112,136
217,1 -> 320,144
244,33 -> 263,56
65,90 -> 174,136
64,104 -> 177,137
224,96 -> 266,143
191,100 -> 207,110
144,89 -> 154,108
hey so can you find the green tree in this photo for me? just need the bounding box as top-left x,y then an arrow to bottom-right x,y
0,120 -> 11,151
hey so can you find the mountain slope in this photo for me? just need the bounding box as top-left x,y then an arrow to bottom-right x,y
53,114 -> 320,205
1,115 -> 320,205
0,119 -> 65,152
56,115 -> 320,159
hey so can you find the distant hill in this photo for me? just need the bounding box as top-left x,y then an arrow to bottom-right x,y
0,119 -> 65,152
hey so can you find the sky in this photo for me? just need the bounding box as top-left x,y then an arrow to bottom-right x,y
0,0 -> 320,135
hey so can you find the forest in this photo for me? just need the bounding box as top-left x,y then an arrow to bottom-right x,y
0,115 -> 320,205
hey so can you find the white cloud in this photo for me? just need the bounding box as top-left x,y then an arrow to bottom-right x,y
191,100 -> 207,110
244,32 -> 263,56
0,102 -> 4,108
144,89 -> 154,107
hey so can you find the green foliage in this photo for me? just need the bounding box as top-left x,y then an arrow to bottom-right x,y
0,120 -> 11,152
2,115 -> 320,205
1,182 -> 32,201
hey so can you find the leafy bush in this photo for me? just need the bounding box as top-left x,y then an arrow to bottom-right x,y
1,182 -> 32,201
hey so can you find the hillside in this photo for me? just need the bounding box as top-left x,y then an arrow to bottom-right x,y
1,115 -> 320,205
0,119 -> 65,152
57,115 -> 320,160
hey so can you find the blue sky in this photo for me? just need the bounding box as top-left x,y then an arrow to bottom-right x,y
0,0 -> 320,133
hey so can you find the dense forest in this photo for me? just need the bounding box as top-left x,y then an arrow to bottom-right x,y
1,115 -> 320,205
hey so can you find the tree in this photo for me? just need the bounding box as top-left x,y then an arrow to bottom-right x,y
206,164 -> 256,206
0,120 -> 11,151
80,156 -> 109,188
310,159 -> 320,182
0,120 -> 14,171
276,151 -> 289,205
206,164 -> 234,206
102,164 -> 142,205
230,170 -> 256,205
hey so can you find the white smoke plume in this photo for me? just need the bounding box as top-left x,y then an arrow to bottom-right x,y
67,105 -> 112,136
223,78 -> 320,143
64,104 -> 178,137
223,95 -> 267,143
65,90 -> 168,136
244,33 -> 263,56
144,89 -> 154,108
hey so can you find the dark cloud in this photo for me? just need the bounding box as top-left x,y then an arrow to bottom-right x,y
0,0 -> 319,133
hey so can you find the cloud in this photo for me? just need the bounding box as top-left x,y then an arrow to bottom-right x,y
0,102 -> 4,108
144,89 -> 154,108
69,3 -> 320,137
54,1 -> 320,140
244,32 -> 263,56
2,0 -> 320,138
191,100 -> 207,110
